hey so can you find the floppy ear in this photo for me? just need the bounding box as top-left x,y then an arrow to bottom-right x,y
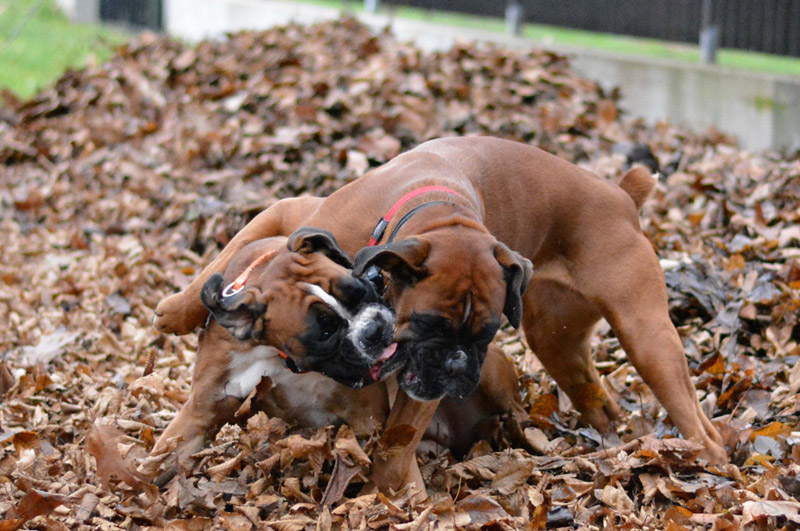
494,242 -> 533,329
353,238 -> 430,284
201,273 -> 267,340
287,227 -> 353,268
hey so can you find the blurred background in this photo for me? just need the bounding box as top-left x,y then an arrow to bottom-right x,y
2,0 -> 799,152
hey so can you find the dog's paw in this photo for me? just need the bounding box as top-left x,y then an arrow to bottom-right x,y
153,293 -> 206,335
699,437 -> 729,466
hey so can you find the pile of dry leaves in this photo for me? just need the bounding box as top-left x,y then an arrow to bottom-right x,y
1,17 -> 800,530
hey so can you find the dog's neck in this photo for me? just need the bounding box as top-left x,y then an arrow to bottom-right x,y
387,201 -> 486,243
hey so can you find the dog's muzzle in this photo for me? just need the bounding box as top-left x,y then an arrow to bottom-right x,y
444,350 -> 468,376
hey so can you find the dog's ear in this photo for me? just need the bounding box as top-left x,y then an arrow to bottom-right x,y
353,238 -> 430,284
201,273 -> 268,340
287,227 -> 353,268
494,242 -> 533,329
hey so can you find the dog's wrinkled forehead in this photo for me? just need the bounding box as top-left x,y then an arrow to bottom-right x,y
403,311 -> 499,350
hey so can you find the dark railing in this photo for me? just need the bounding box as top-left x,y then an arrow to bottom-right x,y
388,0 -> 800,57
97,0 -> 800,58
99,0 -> 163,31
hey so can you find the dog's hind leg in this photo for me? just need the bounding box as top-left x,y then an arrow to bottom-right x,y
521,278 -> 624,433
154,197 -> 323,335
579,235 -> 728,464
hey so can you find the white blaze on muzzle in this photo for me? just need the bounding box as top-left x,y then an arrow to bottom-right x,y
298,282 -> 396,364
298,282 -> 354,321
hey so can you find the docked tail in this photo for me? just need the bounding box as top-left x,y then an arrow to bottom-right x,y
619,165 -> 657,210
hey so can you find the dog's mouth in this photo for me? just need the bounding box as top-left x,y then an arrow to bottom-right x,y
396,343 -> 483,401
369,342 -> 398,381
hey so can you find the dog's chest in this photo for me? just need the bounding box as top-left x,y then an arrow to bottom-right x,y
225,345 -> 339,427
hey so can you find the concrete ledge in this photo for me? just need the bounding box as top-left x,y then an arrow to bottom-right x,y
55,0 -> 100,24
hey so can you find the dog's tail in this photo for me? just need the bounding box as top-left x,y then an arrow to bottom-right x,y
619,165 -> 657,210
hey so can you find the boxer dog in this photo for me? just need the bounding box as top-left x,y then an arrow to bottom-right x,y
155,136 -> 727,493
150,234 -> 524,485
172,228 -> 401,389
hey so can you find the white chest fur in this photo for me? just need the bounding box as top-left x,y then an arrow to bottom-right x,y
223,345 -> 340,427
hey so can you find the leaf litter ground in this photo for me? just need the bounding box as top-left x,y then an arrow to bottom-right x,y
1,17 -> 800,530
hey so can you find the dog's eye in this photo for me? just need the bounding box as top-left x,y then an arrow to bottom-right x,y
316,312 -> 340,339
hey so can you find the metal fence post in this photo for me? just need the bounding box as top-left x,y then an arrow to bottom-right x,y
699,0 -> 719,64
506,1 -> 523,36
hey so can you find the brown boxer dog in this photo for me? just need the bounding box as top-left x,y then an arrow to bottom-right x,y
150,232 -> 524,488
149,229 -> 396,468
155,136 -> 727,493
175,228 -> 401,389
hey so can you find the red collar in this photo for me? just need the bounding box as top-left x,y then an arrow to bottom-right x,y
368,185 -> 461,246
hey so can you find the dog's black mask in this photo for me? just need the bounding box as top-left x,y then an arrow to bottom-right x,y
396,312 -> 499,401
297,275 -> 404,388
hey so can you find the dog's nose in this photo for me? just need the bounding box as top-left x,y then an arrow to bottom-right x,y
362,319 -> 385,346
445,350 -> 468,376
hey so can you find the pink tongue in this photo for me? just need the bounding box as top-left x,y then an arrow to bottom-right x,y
377,343 -> 397,362
369,343 -> 398,381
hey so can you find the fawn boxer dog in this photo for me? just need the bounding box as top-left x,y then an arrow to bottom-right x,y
150,234 -> 524,484
179,228 -> 401,388
155,136 -> 727,493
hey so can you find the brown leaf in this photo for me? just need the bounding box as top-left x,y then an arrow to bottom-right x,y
742,500 -> 800,526
129,373 -> 165,399
319,454 -> 362,506
75,492 -> 100,522
85,423 -> 144,489
491,458 -> 535,495
235,376 -> 273,418
207,453 -> 244,483
333,425 -> 370,466
455,494 -> 510,525
0,361 -> 15,395
3,489 -> 69,530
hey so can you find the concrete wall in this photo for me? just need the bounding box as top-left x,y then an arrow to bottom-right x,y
55,0 -> 100,23
59,0 -> 800,152
570,53 -> 800,153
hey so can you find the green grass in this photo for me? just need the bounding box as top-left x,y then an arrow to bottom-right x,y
0,0 -> 128,99
292,0 -> 800,77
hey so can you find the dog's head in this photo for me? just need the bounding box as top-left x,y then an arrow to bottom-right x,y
201,228 -> 400,388
354,226 -> 532,400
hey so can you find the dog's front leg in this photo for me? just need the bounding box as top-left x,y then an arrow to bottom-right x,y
369,390 -> 441,498
150,395 -> 215,467
154,197 -> 323,335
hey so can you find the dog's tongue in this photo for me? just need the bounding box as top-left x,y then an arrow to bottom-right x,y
377,343 -> 397,362
369,343 -> 397,381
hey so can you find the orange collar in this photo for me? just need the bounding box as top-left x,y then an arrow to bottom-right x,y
221,249 -> 276,298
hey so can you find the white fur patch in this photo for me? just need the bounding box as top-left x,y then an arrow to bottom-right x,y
224,345 -> 281,399
347,304 -> 396,362
298,282 -> 352,320
224,345 -> 340,427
